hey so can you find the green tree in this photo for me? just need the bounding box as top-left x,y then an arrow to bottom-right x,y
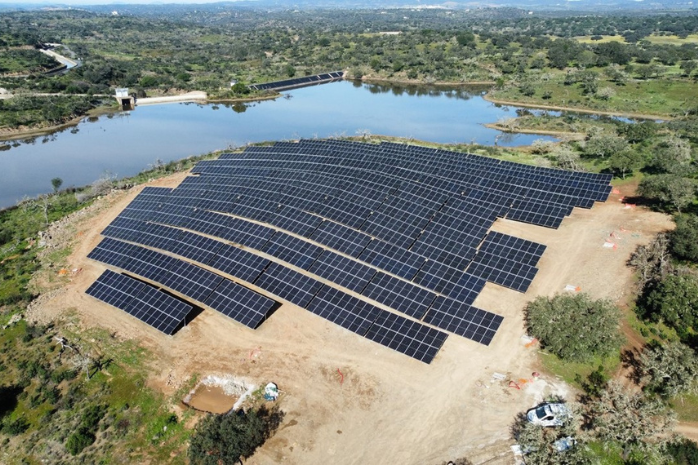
189,407 -> 282,465
680,60 -> 697,77
670,215 -> 698,263
456,31 -> 475,47
652,136 -> 693,175
51,177 -> 63,193
608,149 -> 644,179
515,406 -> 591,464
643,273 -> 698,335
583,133 -> 628,159
525,293 -> 622,362
640,340 -> 698,398
638,174 -> 696,213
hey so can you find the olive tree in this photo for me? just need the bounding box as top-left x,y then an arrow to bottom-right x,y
525,293 -> 623,362
589,381 -> 675,458
640,340 -> 698,398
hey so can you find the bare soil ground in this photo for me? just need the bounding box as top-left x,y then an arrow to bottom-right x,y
28,175 -> 674,465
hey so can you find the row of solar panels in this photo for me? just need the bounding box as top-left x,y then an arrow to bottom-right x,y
114,193 -> 542,298
87,237 -> 452,363
248,71 -> 344,92
96,214 -> 505,344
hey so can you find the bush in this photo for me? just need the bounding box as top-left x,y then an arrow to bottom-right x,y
188,407 -> 283,465
525,293 -> 622,361
66,428 -> 95,455
666,438 -> 698,465
670,215 -> 698,263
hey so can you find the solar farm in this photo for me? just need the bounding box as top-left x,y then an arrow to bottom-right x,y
84,140 -> 612,365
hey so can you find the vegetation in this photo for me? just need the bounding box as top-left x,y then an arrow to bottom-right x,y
188,407 -> 283,465
525,293 -> 623,362
1,8 -> 698,130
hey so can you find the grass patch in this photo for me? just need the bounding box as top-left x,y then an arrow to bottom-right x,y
574,35 -> 626,44
672,393 -> 698,422
539,350 -> 621,388
646,34 -> 698,45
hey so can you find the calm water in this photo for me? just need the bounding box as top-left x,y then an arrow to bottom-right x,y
0,81 -> 558,209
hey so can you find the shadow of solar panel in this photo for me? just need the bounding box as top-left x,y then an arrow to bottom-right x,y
305,286 -> 380,336
309,221 -> 372,258
361,272 -> 436,320
210,244 -> 270,283
161,259 -> 223,303
364,311 -> 448,364
263,232 -> 323,270
255,262 -> 323,308
424,296 -> 502,345
359,240 -> 427,280
204,279 -> 276,329
309,251 -> 377,294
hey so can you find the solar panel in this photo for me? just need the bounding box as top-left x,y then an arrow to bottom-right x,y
204,279 -> 276,329
361,272 -> 437,320
262,232 -> 323,270
254,262 -> 323,308
210,244 -> 270,283
85,139 -> 613,357
309,250 -> 377,294
305,286 -> 380,336
423,297 -> 502,345
364,311 -> 448,364
86,269 -> 192,335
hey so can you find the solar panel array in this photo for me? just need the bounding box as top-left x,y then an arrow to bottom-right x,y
85,140 -> 611,363
85,269 -> 192,335
248,71 -> 344,92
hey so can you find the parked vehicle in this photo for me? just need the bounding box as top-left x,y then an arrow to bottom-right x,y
526,402 -> 571,427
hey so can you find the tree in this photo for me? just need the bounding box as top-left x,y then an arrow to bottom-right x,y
642,273 -> 698,335
638,174 -> 696,213
51,177 -> 63,193
589,381 -> 675,458
583,132 -> 628,159
652,136 -> 693,175
629,233 -> 671,287
188,407 -> 283,465
670,215 -> 698,263
640,340 -> 698,398
554,146 -> 584,171
525,293 -> 622,362
680,60 -> 697,77
456,31 -> 475,47
608,149 -> 643,179
514,405 -> 592,464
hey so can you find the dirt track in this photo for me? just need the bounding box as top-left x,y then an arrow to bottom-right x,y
30,175 -> 674,464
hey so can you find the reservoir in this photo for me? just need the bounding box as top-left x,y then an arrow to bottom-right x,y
0,81 -> 557,209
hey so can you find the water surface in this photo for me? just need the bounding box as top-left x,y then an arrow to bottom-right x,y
0,81 -> 558,209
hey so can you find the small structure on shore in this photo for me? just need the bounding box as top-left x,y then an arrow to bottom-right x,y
115,88 -> 135,110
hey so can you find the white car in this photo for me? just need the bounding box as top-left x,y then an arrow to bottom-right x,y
526,402 -> 570,427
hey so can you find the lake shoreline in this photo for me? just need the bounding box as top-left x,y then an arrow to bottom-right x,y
483,94 -> 671,120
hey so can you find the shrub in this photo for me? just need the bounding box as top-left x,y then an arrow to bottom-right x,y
188,407 -> 283,465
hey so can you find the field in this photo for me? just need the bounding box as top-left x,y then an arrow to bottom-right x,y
24,167 -> 674,464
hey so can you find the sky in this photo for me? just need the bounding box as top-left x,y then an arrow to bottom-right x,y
0,0 -> 255,5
